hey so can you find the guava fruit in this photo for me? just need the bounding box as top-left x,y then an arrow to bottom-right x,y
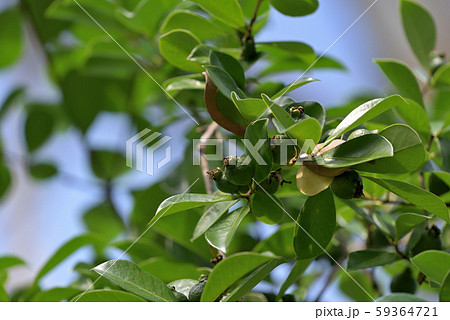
271,135 -> 299,165
412,225 -> 442,255
224,155 -> 254,186
390,268 -> 416,294
256,172 -> 280,194
169,286 -> 188,302
331,169 -> 364,199
188,279 -> 206,302
207,167 -> 238,194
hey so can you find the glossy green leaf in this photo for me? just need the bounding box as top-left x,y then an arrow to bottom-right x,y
339,271 -> 377,302
302,101 -> 326,128
210,51 -> 245,89
159,30 -> 202,72
190,0 -> 245,29
32,287 -> 81,302
192,200 -> 238,241
316,134 -> 393,168
401,0 -> 436,68
0,8 -> 23,68
395,213 -> 430,240
222,259 -> 283,302
139,258 -> 203,283
244,119 -> 272,182
34,234 -> 106,285
411,250 -> 450,284
269,0 -> 319,17
254,223 -> 295,260
395,98 -> 430,143
29,163 -> 58,180
324,95 -> 407,145
0,256 -> 25,270
205,205 -> 250,253
377,293 -> 427,302
276,259 -> 312,300
355,124 -> 425,173
92,259 -> 176,302
205,65 -> 241,101
347,250 -> 398,270
167,279 -> 198,298
90,150 -> 128,180
294,188 -> 336,259
149,193 -> 234,225
432,63 -> 450,88
440,271 -> 450,302
159,10 -> 225,40
231,93 -> 268,124
163,74 -> 204,94
285,118 -> 322,146
251,192 -> 285,225
257,42 -> 315,64
71,289 -> 146,302
262,94 -> 294,128
375,59 -> 423,106
364,177 -> 449,222
25,106 -> 55,152
200,252 -> 275,301
271,78 -> 317,100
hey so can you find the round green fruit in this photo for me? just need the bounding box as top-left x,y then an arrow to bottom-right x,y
256,174 -> 280,194
208,167 -> 238,194
271,135 -> 299,165
412,226 -> 442,255
331,170 -> 364,199
188,280 -> 206,302
390,268 -> 416,294
224,155 -> 254,186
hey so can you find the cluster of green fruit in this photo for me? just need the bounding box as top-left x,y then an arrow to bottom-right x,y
207,155 -> 254,195
208,156 -> 288,224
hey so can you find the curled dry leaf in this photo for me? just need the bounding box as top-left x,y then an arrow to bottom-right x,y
296,165 -> 333,196
204,72 -> 246,136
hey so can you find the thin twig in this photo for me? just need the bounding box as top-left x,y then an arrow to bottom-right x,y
198,122 -> 220,194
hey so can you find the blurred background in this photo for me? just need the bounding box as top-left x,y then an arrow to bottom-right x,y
0,0 -> 449,301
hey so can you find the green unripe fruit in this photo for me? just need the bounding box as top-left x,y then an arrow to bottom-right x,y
284,103 -> 306,121
347,129 -> 372,141
188,280 -> 206,302
412,225 -> 442,255
224,155 -> 254,186
208,167 -> 238,194
238,184 -> 250,194
256,174 -> 280,194
271,135 -> 299,165
331,169 -> 364,199
390,268 -> 416,294
216,175 -> 239,194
